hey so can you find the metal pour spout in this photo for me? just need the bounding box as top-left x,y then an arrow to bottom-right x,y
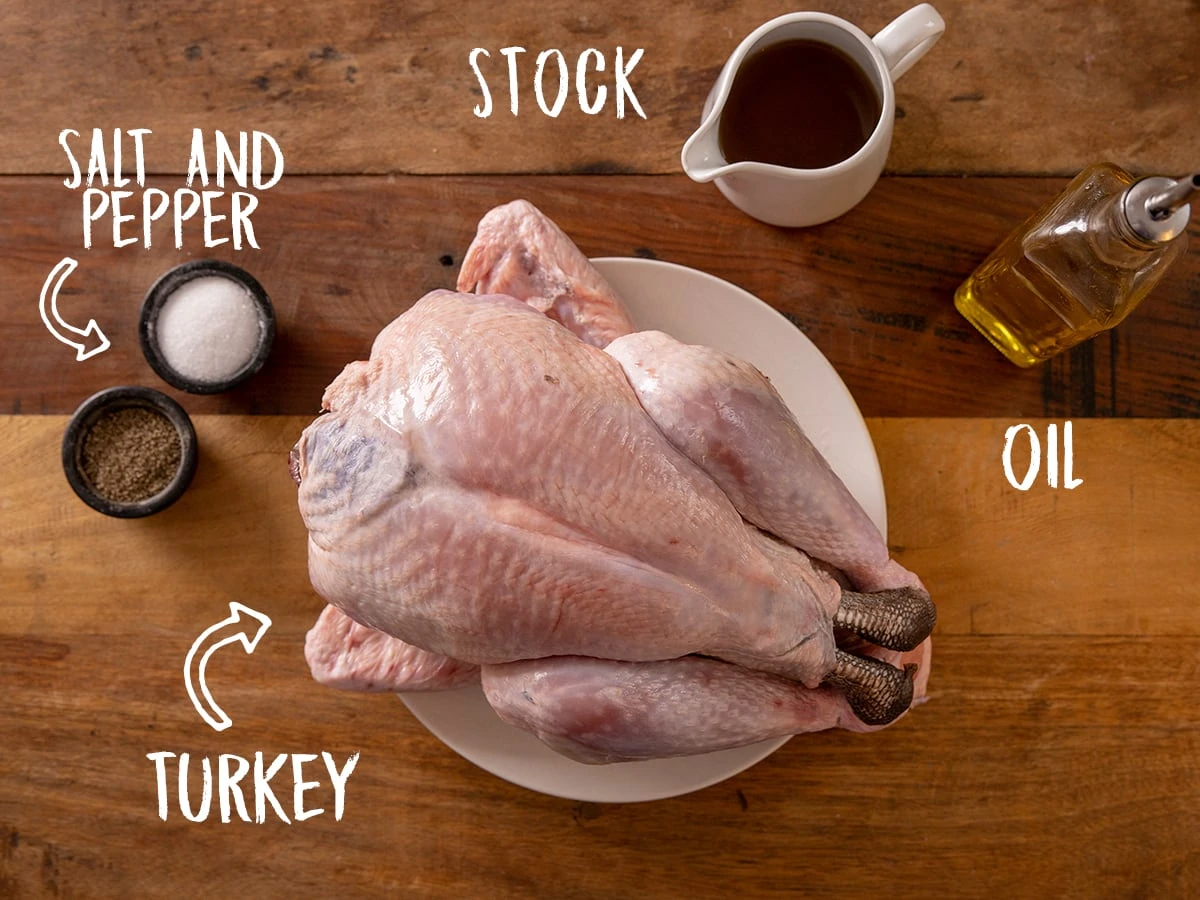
1123,172 -> 1198,243
1148,173 -> 1200,221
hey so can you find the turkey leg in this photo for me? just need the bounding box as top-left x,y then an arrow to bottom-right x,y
483,641 -> 930,764
605,329 -> 924,595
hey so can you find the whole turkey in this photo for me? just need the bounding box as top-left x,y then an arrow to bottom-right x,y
294,200 -> 935,764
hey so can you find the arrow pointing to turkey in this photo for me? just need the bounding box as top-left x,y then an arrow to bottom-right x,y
184,602 -> 273,733
38,257 -> 110,361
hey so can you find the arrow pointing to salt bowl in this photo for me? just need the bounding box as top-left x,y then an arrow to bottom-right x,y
38,257 -> 110,361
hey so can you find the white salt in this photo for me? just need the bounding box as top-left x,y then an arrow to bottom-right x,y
156,276 -> 262,383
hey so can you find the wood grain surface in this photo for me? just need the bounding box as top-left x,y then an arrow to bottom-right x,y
4,0 -> 1199,896
1,415 -> 1196,898
1,1 -> 1197,176
3,175 -> 1198,419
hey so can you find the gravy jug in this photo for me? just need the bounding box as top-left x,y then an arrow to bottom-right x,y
682,5 -> 945,227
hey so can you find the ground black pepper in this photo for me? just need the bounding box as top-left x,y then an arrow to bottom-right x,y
80,406 -> 182,503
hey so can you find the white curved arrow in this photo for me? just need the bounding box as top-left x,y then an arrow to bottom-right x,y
38,257 -> 110,361
184,602 -> 273,732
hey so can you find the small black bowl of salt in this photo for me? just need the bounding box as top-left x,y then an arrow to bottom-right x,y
139,259 -> 275,394
62,386 -> 198,518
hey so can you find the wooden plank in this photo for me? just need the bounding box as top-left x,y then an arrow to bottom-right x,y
2,176 -> 1198,418
1,413 -> 1198,896
2,416 -> 1195,638
872,418 -> 1200,636
0,416 -> 313,636
0,1 -> 1196,176
2,632 -> 1197,898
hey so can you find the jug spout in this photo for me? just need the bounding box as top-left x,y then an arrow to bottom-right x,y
681,115 -> 727,184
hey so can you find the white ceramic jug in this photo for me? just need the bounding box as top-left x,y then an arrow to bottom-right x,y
681,5 -> 945,227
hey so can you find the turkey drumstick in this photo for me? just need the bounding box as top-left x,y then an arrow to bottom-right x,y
482,638 -> 931,764
604,329 -> 926,595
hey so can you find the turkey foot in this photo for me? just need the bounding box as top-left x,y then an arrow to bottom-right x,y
834,587 -> 936,652
825,651 -> 916,726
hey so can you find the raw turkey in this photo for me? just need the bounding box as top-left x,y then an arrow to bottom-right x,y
295,200 -> 934,763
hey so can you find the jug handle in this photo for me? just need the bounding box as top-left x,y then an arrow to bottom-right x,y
873,3 -> 946,81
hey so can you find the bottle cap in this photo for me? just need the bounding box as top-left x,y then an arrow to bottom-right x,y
1122,173 -> 1198,244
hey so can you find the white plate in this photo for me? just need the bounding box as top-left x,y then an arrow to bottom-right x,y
401,257 -> 887,803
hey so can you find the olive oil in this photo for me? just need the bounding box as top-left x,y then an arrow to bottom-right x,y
955,163 -> 1195,367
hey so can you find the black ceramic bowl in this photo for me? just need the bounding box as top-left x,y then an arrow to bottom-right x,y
139,259 -> 275,394
62,386 -> 198,518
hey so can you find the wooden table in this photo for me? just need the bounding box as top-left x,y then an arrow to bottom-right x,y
2,1 -> 1198,897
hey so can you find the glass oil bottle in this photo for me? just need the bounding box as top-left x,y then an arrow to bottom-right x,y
955,164 -> 1197,367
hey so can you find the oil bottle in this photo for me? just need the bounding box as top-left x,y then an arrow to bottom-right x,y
955,164 -> 1197,367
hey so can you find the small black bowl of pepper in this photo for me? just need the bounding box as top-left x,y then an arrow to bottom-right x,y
62,386 -> 198,518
